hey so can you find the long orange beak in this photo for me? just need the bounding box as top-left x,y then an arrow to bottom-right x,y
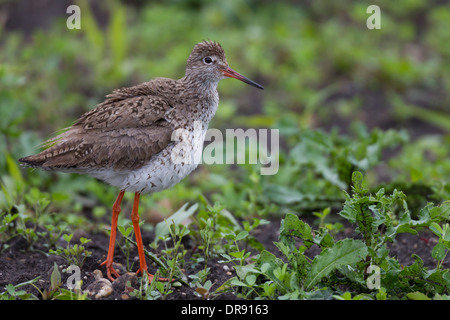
222,67 -> 264,90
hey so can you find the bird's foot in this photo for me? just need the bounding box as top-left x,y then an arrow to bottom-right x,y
100,260 -> 121,282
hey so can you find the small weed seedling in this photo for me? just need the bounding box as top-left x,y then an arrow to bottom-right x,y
130,271 -> 162,300
429,222 -> 450,270
194,279 -> 218,299
28,263 -> 88,300
0,277 -> 39,300
313,207 -> 343,235
192,200 -> 267,268
117,220 -> 136,272
156,221 -> 189,298
49,234 -> 92,268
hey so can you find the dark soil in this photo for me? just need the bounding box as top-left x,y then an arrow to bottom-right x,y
0,215 -> 447,300
0,224 -> 239,300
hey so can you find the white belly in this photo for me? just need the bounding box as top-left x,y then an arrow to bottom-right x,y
86,130 -> 205,194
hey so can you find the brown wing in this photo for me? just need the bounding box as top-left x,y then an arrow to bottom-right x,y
75,94 -> 170,130
20,94 -> 174,171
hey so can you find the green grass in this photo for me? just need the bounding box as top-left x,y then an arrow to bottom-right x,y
1,1 -> 449,300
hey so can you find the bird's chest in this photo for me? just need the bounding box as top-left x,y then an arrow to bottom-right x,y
167,91 -> 219,127
123,127 -> 207,194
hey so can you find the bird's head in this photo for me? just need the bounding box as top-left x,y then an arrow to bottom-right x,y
185,40 -> 263,90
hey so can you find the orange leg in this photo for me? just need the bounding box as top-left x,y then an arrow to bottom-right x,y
131,192 -> 171,283
131,192 -> 156,281
100,190 -> 125,281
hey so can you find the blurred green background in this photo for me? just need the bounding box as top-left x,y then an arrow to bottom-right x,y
0,0 -> 449,227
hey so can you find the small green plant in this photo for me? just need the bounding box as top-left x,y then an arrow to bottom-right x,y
219,230 -> 253,267
194,280 -> 217,300
0,264 -> 87,300
29,262 -> 62,300
340,172 -> 450,269
0,278 -> 39,300
0,155 -> 53,251
29,263 -> 88,300
0,203 -> 41,251
130,271 -> 165,300
156,221 -> 189,298
313,207 -> 343,235
0,210 -> 20,252
225,172 -> 450,300
429,222 -> 450,270
49,234 -> 92,268
191,200 -> 266,269
44,223 -> 68,249
117,220 -> 135,272
189,267 -> 211,288
193,201 -> 226,267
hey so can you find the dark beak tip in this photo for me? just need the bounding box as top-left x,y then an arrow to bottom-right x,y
245,81 -> 264,90
252,82 -> 264,90
223,67 -> 264,90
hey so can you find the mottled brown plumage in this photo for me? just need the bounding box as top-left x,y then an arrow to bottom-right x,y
19,40 -> 263,282
23,89 -> 174,170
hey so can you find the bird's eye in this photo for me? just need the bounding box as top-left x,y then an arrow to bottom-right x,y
203,56 -> 213,64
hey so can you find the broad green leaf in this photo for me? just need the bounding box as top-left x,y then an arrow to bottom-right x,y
434,201 -> 450,220
6,284 -> 16,296
230,279 -> 248,287
155,203 -> 198,239
304,239 -> 368,290
429,222 -> 443,237
235,231 -> 249,241
229,250 -> 244,259
407,292 -> 431,300
234,264 -> 261,281
432,242 -> 447,261
246,274 -> 257,286
257,250 -> 290,292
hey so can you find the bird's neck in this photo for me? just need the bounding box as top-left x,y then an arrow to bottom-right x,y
180,75 -> 220,124
181,74 -> 219,96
